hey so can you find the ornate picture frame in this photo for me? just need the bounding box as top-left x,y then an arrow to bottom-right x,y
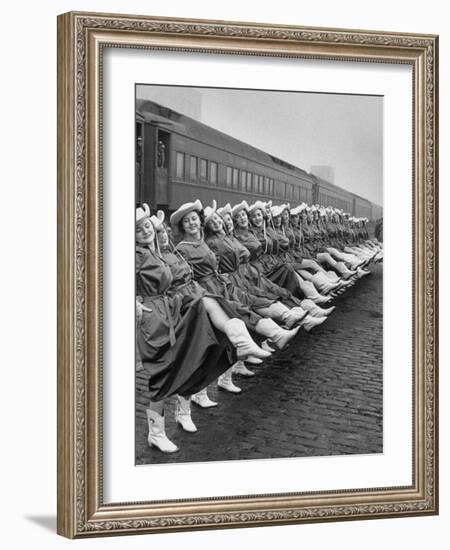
57,11 -> 438,538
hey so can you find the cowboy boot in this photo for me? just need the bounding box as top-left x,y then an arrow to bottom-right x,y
300,299 -> 335,317
255,318 -> 300,350
268,302 -> 308,328
175,396 -> 197,432
301,315 -> 327,332
223,318 -> 271,362
217,368 -> 242,393
146,409 -> 178,453
191,387 -> 218,408
232,360 -> 255,377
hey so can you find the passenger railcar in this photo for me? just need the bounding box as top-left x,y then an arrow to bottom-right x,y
136,99 -> 382,220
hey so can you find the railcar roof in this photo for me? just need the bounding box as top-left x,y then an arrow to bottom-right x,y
312,174 -> 381,208
136,99 -> 312,180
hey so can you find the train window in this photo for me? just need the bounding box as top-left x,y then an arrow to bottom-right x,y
226,166 -> 232,187
210,162 -> 217,185
246,172 -> 252,193
233,168 -> 239,189
275,181 -> 285,198
189,156 -> 197,181
257,175 -> 263,194
288,185 -> 292,200
176,152 -> 185,179
200,159 -> 208,180
264,177 -> 269,195
240,170 -> 247,191
253,174 -> 258,194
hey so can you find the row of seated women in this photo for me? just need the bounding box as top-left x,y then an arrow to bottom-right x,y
136,199 -> 383,453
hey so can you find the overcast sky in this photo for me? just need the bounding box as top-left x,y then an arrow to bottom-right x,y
137,85 -> 383,206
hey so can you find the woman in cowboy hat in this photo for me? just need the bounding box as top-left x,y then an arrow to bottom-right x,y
299,206 -> 358,280
172,200 -> 301,350
318,211 -> 373,277
151,211 -> 268,397
171,200 -> 302,403
136,204 -> 270,451
204,202 -> 317,387
204,202 -> 309,327
284,205 -> 348,288
220,202 -> 333,323
244,201 -> 332,305
270,204 -> 343,298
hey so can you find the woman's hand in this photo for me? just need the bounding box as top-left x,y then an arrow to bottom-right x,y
136,297 -> 152,326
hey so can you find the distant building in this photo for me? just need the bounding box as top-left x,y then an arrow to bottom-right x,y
136,85 -> 202,120
311,165 -> 335,184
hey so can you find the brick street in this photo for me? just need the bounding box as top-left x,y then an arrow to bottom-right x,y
135,262 -> 383,465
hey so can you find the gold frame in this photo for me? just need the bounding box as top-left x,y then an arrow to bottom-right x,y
57,11 -> 439,538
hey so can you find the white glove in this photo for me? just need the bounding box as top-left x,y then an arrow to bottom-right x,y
136,297 -> 152,326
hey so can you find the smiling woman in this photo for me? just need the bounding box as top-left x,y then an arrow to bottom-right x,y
135,203 -> 235,450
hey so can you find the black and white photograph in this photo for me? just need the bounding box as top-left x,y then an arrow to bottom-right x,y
134,84 -> 384,465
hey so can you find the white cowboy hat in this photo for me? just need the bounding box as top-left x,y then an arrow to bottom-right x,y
170,199 -> 203,227
136,203 -> 151,224
149,210 -> 165,230
231,200 -> 249,218
203,200 -> 218,224
247,200 -> 267,216
270,204 -> 284,218
217,203 -> 232,219
290,205 -> 301,216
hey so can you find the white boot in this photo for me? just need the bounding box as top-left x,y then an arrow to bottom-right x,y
261,339 -> 276,352
300,280 -> 332,304
232,360 -> 255,377
335,262 -> 356,279
146,409 -> 178,453
374,251 -> 383,262
217,368 -> 242,393
300,299 -> 335,317
301,315 -> 327,332
191,387 -> 218,408
355,266 -> 371,278
223,318 -> 272,362
312,272 -> 341,294
324,270 -> 340,282
256,318 -> 300,350
175,396 -> 197,432
268,302 -> 307,328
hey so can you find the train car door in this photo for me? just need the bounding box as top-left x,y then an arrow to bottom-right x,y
154,129 -> 170,210
135,120 -> 144,203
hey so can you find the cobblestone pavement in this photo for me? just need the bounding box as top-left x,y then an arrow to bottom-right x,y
135,262 -> 383,465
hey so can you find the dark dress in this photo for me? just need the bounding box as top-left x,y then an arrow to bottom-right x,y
301,223 -> 318,257
136,245 -> 231,401
175,239 -> 262,330
234,226 -> 305,304
205,233 -> 275,310
292,224 -> 314,260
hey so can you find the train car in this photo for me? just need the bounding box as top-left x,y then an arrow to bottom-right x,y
312,175 -> 354,214
371,203 -> 383,221
136,99 -> 382,220
353,194 -> 375,220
